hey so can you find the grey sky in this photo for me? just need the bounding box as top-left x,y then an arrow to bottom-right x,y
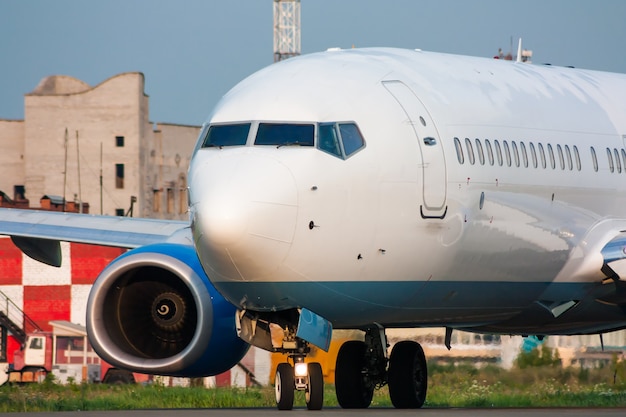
1,0 -> 625,126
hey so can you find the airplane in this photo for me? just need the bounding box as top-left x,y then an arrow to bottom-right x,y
1,46 -> 626,410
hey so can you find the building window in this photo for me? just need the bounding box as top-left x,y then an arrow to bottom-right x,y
167,188 -> 174,214
14,185 -> 25,201
116,136 -> 125,147
153,189 -> 161,213
179,188 -> 187,214
115,164 -> 124,189
115,208 -> 124,216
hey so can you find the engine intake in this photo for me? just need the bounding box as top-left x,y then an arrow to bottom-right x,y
87,243 -> 249,376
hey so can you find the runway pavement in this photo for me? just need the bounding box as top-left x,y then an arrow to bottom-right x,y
14,408 -> 626,417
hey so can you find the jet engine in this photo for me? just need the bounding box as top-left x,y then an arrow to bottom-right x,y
86,243 -> 249,377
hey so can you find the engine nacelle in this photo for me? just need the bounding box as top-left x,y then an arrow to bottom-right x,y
86,243 -> 249,376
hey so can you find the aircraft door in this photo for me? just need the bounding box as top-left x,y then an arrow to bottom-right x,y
383,80 -> 447,218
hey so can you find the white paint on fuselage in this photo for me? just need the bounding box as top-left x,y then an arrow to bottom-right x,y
188,48 -> 626,331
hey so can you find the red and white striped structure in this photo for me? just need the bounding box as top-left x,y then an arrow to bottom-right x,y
0,236 -> 271,386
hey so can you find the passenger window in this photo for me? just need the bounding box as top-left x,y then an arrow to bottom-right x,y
338,123 -> 365,156
520,142 -> 528,167
503,141 -> 512,167
564,145 -> 573,170
538,143 -> 547,169
475,139 -> 485,165
557,144 -> 565,170
547,144 -> 556,169
454,137 -> 464,164
621,149 -> 626,173
494,140 -> 503,166
255,123 -> 314,146
607,148 -> 615,173
318,124 -> 342,157
591,147 -> 598,172
511,141 -> 520,167
529,142 -> 538,168
202,123 -> 251,148
574,146 -> 581,171
485,139 -> 494,165
465,138 -> 475,165
614,148 -> 622,173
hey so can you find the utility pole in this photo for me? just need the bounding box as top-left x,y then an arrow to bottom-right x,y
273,0 -> 301,62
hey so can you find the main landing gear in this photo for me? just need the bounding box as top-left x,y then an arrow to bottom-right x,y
274,326 -> 428,410
335,327 -> 428,409
274,340 -> 324,410
238,310 -> 426,410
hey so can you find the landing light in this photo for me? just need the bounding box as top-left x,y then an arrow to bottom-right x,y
294,362 -> 308,377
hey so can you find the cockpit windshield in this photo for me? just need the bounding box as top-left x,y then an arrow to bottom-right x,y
201,123 -> 250,148
199,121 -> 365,160
254,123 -> 314,147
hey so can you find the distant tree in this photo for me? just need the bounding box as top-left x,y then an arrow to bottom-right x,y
515,344 -> 561,369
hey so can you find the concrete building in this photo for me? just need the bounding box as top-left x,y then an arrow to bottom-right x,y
0,73 -> 200,219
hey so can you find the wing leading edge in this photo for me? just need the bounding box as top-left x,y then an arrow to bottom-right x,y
0,208 -> 189,266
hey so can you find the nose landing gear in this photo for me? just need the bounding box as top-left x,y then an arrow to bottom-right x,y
236,308 -> 331,410
274,353 -> 324,410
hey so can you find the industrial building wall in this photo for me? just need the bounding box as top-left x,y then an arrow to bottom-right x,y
0,120 -> 25,200
0,72 -> 200,220
142,123 -> 200,219
23,73 -> 148,215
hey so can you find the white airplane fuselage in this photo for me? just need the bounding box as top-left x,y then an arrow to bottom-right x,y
189,48 -> 626,335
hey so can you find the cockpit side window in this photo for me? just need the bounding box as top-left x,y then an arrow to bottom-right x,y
317,122 -> 366,159
318,123 -> 342,157
202,123 -> 251,148
255,123 -> 314,146
338,123 -> 365,156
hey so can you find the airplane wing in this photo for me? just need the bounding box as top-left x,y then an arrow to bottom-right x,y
0,208 -> 189,267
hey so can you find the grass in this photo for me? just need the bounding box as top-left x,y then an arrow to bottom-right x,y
1,363 -> 626,412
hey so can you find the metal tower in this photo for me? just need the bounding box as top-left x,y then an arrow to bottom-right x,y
273,0 -> 301,62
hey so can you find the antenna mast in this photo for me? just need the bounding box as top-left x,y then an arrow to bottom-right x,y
273,0 -> 301,62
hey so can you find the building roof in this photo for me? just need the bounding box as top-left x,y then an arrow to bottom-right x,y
49,320 -> 86,337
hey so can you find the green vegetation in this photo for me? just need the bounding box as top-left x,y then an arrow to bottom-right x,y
515,343 -> 562,369
2,357 -> 626,411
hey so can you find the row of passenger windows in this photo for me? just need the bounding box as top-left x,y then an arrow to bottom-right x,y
200,122 -> 366,160
454,137 -> 626,174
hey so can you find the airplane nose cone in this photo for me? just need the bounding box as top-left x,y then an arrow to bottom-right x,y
192,153 -> 298,282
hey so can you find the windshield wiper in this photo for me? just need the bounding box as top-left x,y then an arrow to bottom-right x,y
277,140 -> 309,148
